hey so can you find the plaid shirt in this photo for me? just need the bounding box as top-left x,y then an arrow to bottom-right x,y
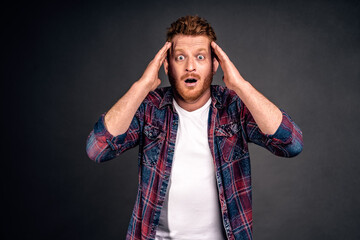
86,85 -> 303,240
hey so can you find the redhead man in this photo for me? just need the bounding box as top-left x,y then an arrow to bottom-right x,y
86,15 -> 303,240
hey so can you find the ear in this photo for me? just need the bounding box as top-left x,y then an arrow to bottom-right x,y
212,57 -> 219,75
164,57 -> 169,75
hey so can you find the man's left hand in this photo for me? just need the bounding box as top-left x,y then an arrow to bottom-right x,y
211,41 -> 246,91
211,41 -> 283,135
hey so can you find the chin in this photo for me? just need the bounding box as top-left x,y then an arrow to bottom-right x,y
174,86 -> 210,104
179,91 -> 204,103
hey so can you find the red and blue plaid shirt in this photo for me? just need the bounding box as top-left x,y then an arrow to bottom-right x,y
86,85 -> 303,240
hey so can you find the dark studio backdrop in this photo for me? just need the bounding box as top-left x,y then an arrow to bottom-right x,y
3,0 -> 360,239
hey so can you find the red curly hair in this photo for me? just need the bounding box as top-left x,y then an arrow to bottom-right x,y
166,15 -> 217,42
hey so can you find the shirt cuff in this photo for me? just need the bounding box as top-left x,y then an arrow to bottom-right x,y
93,114 -> 128,151
263,110 -> 294,146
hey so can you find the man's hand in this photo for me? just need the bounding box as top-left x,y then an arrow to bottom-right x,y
139,42 -> 172,91
211,41 -> 245,91
104,42 -> 171,136
211,41 -> 282,135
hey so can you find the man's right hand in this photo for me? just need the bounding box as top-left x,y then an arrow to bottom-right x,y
138,42 -> 172,91
104,42 -> 171,136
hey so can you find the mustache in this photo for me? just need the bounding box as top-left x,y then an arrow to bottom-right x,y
180,73 -> 201,81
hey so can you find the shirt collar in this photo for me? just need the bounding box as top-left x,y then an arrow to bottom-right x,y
159,87 -> 174,109
211,85 -> 224,109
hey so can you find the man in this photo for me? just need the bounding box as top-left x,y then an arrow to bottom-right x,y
86,16 -> 303,240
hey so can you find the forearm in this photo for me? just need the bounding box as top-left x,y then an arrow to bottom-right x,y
233,78 -> 283,135
105,80 -> 151,136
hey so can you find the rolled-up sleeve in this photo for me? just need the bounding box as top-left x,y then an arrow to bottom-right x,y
86,106 -> 143,163
242,104 -> 303,158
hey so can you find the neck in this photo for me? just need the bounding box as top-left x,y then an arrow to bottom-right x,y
173,88 -> 211,112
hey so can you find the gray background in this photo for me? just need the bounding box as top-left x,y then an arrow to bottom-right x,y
3,0 -> 360,239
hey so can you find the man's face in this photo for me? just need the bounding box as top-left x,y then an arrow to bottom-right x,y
164,35 -> 218,107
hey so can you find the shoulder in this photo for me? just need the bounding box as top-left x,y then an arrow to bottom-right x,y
211,85 -> 241,108
143,86 -> 173,109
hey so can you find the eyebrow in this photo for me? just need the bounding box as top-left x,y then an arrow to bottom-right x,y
173,48 -> 208,53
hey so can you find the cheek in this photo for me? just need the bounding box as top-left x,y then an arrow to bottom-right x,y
168,66 -> 176,78
169,63 -> 181,77
200,62 -> 213,74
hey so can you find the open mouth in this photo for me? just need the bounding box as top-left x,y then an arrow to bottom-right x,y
185,78 -> 197,83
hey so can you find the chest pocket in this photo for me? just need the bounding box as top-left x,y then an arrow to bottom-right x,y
142,124 -> 165,166
215,122 -> 247,162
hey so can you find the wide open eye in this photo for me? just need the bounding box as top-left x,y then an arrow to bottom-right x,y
197,55 -> 205,60
177,55 -> 185,61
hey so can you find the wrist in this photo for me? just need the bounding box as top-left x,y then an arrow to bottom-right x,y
136,78 -> 155,93
232,78 -> 251,96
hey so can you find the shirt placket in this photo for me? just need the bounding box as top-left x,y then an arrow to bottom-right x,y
149,108 -> 179,239
208,103 -> 234,240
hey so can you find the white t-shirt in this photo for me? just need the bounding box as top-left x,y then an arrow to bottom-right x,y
155,98 -> 225,240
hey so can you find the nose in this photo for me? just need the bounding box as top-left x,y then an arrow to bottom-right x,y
186,58 -> 196,72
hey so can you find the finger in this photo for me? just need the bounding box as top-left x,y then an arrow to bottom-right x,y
211,42 -> 220,63
155,42 -> 172,63
211,41 -> 229,63
160,42 -> 172,63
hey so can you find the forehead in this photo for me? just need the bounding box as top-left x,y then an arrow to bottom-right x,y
171,35 -> 211,51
